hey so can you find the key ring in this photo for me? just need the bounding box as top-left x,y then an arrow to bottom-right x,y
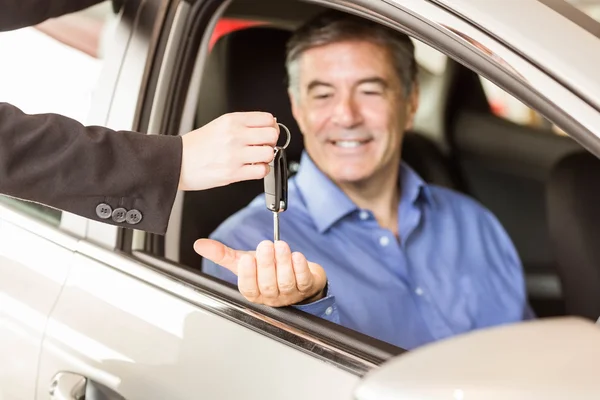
277,123 -> 291,150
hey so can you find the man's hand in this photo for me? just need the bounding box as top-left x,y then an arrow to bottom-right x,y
194,239 -> 327,307
178,112 -> 280,191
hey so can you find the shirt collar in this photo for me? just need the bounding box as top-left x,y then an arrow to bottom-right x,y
294,151 -> 436,233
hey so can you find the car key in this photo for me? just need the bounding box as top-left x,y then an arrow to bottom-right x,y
264,123 -> 291,241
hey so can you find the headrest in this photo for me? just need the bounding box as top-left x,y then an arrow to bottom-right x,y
219,26 -> 304,163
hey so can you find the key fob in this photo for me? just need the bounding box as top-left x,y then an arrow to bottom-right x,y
264,147 -> 288,213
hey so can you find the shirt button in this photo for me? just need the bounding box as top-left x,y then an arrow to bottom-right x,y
379,236 -> 390,246
359,210 -> 369,220
325,307 -> 333,316
415,287 -> 424,296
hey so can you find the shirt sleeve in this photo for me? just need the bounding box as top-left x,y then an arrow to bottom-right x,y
292,281 -> 340,323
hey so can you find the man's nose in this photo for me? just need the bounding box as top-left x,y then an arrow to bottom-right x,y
331,94 -> 363,128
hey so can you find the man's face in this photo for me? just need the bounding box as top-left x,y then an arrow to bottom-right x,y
289,39 -> 418,185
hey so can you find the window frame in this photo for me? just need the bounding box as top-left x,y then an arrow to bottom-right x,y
118,0 -> 600,368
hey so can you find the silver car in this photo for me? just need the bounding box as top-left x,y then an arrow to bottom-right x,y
2,0 -> 600,398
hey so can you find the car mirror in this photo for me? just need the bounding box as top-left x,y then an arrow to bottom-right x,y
353,317 -> 600,400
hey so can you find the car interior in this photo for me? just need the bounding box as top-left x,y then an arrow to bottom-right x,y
163,0 -> 599,335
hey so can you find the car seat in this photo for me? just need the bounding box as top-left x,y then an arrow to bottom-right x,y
546,151 -> 600,320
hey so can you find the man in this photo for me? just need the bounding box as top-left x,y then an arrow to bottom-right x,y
197,10 -> 534,350
0,0 -> 280,235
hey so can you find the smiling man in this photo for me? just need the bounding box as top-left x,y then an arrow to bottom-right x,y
199,10 -> 535,350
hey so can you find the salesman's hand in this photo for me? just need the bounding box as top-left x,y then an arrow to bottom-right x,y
178,112 -> 280,191
194,239 -> 327,307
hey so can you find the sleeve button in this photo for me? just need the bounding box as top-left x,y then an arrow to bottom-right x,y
95,203 -> 112,219
112,207 -> 127,223
125,209 -> 143,225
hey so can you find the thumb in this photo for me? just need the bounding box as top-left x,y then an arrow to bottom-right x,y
193,238 -> 255,275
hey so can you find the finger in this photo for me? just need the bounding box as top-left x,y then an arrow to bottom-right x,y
274,241 -> 296,296
242,127 -> 279,147
292,252 -> 314,294
234,164 -> 270,182
240,145 -> 275,165
239,111 -> 276,127
193,238 -> 254,275
256,240 -> 279,298
238,254 -> 260,301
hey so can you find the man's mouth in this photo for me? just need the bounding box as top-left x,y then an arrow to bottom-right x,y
330,139 -> 373,148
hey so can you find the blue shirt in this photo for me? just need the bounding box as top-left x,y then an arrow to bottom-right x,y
203,152 -> 535,350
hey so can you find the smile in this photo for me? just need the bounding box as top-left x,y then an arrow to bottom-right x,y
331,139 -> 372,148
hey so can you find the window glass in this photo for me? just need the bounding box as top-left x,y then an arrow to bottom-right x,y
0,1 -> 118,226
166,2 -> 581,352
479,76 -> 568,135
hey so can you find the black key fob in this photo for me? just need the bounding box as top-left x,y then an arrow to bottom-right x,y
264,147 -> 288,213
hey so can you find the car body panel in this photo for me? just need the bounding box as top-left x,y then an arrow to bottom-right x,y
0,205 -> 77,400
35,249 -> 359,399
354,316 -> 600,399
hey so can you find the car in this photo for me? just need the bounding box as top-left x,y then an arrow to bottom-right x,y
2,0 -> 600,398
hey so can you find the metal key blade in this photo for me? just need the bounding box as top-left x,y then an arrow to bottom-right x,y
273,211 -> 280,241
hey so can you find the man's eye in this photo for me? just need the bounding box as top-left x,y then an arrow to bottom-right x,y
313,93 -> 332,99
362,90 -> 382,96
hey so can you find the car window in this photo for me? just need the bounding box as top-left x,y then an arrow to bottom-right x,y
138,0 -> 599,354
0,1 -> 118,227
479,76 -> 568,136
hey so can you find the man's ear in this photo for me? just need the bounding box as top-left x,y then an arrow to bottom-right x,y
404,82 -> 420,131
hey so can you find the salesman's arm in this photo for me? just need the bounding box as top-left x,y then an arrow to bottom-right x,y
0,103 -> 280,234
0,102 -> 182,234
1,0 -> 106,32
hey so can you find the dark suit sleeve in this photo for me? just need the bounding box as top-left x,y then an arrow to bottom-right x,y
1,0 -> 106,32
0,102 -> 182,235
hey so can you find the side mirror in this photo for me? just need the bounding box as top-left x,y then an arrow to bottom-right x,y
353,317 -> 600,400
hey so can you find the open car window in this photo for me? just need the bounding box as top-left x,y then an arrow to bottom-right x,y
130,0 -> 600,359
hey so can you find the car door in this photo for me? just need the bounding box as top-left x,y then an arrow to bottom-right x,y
33,1 -> 386,399
0,204 -> 78,400
32,0 -> 600,399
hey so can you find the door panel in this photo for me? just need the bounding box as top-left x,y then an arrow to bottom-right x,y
0,209 -> 77,400
36,252 -> 359,400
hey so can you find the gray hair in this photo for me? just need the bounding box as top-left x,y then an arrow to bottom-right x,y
285,10 -> 417,99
